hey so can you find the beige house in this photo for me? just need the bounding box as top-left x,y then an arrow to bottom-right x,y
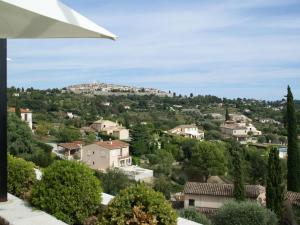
168,125 -> 204,140
90,119 -> 129,140
220,121 -> 260,144
183,182 -> 265,213
81,140 -> 131,171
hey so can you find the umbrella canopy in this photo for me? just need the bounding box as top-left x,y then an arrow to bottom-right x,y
0,0 -> 117,40
0,0 -> 117,202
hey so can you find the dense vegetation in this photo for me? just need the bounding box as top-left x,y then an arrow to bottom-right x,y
101,184 -> 177,225
213,201 -> 278,225
30,160 -> 102,225
7,154 -> 36,198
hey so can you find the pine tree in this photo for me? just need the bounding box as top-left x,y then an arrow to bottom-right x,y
225,108 -> 230,121
232,144 -> 245,201
266,146 -> 284,222
286,86 -> 300,192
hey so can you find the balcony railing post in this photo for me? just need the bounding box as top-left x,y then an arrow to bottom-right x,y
0,39 -> 7,202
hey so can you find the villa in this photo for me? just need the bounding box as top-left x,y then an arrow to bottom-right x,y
168,124 -> 205,140
220,120 -> 261,144
90,119 -> 129,140
81,140 -> 153,181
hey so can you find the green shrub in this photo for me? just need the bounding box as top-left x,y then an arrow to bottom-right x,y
95,168 -> 136,195
8,154 -> 36,198
213,201 -> 278,225
102,184 -> 177,225
179,208 -> 212,225
30,160 -> 102,225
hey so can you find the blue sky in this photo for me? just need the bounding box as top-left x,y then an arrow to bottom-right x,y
7,0 -> 300,100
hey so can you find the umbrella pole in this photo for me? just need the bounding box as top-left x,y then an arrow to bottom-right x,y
0,39 -> 7,202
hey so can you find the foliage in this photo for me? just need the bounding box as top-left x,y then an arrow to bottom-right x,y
213,201 -> 278,225
266,146 -> 284,222
95,168 -> 136,195
8,113 -> 33,155
243,146 -> 268,185
86,133 -> 96,144
179,208 -> 212,225
153,175 -> 173,199
30,160 -> 102,225
148,149 -> 174,176
231,144 -> 245,201
225,108 -> 230,121
35,121 -> 52,136
186,141 -> 227,182
56,125 -> 81,143
130,124 -> 153,156
286,86 -> 300,192
8,154 -> 36,198
101,184 -> 177,225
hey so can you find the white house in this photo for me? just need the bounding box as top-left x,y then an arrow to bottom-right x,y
8,107 -> 33,130
168,125 -> 204,140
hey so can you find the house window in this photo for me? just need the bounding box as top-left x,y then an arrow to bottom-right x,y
189,199 -> 195,206
93,151 -> 95,154
93,161 -> 95,165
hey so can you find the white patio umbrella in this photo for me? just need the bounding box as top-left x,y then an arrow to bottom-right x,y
0,0 -> 117,202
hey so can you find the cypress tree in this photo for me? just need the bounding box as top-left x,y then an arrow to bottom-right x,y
232,144 -> 245,201
286,86 -> 300,191
15,100 -> 21,118
266,146 -> 284,222
225,108 -> 230,121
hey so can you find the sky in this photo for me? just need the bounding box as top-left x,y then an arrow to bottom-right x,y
7,0 -> 300,100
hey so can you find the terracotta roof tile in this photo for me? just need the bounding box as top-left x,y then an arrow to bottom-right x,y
95,140 -> 129,150
286,191 -> 300,206
58,142 -> 82,150
184,182 -> 265,198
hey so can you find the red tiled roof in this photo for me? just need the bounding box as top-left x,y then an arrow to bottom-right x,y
8,107 -> 31,113
58,142 -> 82,150
95,140 -> 129,150
286,191 -> 300,206
184,182 -> 265,199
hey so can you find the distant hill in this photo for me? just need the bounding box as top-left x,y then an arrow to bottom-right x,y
66,82 -> 172,97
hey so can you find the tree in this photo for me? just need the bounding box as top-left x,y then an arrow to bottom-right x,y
15,99 -> 21,118
56,125 -> 81,143
8,155 -> 36,198
101,184 -> 177,225
8,113 -> 33,155
86,133 -> 96,144
213,201 -> 278,225
35,121 -> 52,136
266,147 -> 284,222
286,86 -> 300,192
232,147 -> 245,201
225,108 -> 230,121
187,141 -> 226,182
179,208 -> 212,225
149,150 -> 174,176
31,161 -> 102,225
130,125 -> 152,156
154,175 -> 173,199
95,168 -> 136,195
